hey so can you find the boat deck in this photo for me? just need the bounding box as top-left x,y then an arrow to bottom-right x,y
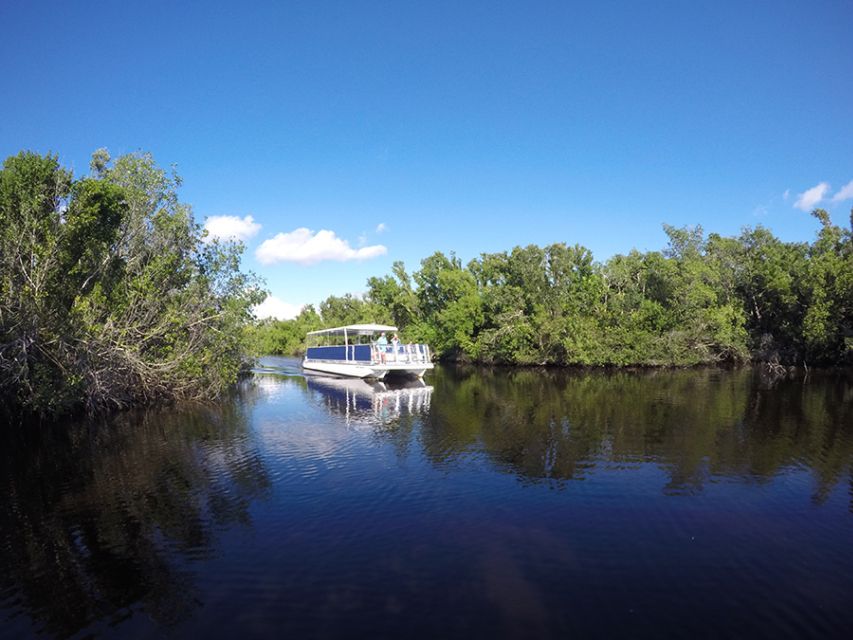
303,324 -> 434,379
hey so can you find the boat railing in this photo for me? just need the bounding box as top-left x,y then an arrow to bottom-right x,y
371,343 -> 431,365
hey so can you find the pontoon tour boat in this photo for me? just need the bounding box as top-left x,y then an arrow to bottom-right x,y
302,324 -> 434,379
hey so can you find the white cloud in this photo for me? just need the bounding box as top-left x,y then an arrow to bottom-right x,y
253,296 -> 302,320
376,222 -> 388,233
794,182 -> 830,211
782,189 -> 790,201
203,215 -> 261,243
832,180 -> 853,202
255,228 -> 387,265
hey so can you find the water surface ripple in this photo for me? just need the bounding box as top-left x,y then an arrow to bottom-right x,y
1,362 -> 852,639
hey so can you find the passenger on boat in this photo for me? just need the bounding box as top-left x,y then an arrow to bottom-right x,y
376,332 -> 388,363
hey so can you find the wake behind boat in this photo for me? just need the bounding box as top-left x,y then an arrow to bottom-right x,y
302,324 -> 434,379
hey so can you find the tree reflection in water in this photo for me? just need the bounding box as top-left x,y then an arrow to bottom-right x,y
1,366 -> 851,639
298,366 -> 852,507
417,367 -> 853,503
0,393 -> 270,638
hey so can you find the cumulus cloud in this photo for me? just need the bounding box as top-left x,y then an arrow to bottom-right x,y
794,182 -> 830,212
253,296 -> 302,320
255,228 -> 387,265
376,222 -> 388,233
832,180 -> 853,202
204,215 -> 261,243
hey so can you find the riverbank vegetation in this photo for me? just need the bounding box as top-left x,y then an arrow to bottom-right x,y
2,148 -> 849,417
0,150 -> 263,416
253,212 -> 852,367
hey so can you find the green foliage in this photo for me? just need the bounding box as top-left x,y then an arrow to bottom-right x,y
264,210 -> 850,368
320,293 -> 389,327
253,208 -> 851,368
247,306 -> 322,355
366,261 -> 419,329
0,150 -> 263,416
413,252 -> 483,358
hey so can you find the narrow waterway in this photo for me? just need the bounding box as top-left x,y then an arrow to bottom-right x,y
2,361 -> 852,639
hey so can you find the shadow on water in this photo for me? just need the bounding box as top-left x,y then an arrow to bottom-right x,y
0,394 -> 271,639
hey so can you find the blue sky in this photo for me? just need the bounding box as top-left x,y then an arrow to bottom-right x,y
2,1 -> 852,318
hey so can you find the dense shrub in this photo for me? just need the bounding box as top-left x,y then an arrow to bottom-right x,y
0,150 -> 263,415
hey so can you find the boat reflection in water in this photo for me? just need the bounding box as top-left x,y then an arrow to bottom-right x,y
305,374 -> 433,426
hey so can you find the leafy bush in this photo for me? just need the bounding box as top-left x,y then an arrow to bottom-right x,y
0,150 -> 264,415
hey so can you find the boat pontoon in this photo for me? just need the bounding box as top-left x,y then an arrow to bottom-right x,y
302,324 -> 434,379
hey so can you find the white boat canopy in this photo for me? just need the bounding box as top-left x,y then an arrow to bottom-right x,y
306,324 -> 398,337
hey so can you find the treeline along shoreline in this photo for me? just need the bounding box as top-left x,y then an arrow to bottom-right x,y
253,215 -> 852,369
2,148 -> 850,417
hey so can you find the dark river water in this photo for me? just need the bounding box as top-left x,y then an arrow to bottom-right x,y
2,360 -> 852,639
